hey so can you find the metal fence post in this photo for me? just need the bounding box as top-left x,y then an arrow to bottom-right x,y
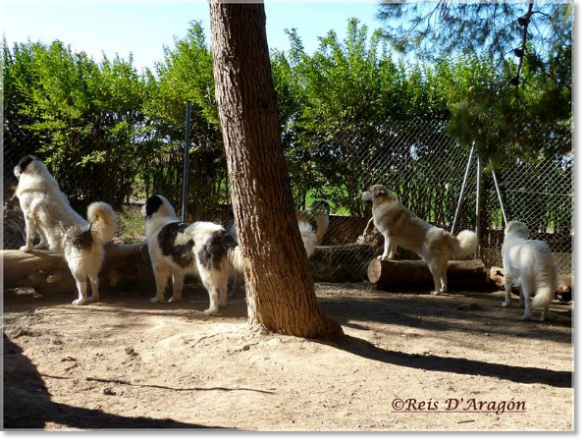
181,101 -> 192,222
474,156 -> 482,258
491,167 -> 508,226
451,142 -> 475,234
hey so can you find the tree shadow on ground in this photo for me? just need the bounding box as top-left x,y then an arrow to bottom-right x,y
3,334 -> 226,430
318,288 -> 572,345
323,334 -> 572,389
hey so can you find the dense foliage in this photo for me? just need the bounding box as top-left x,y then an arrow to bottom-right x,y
2,15 -> 572,217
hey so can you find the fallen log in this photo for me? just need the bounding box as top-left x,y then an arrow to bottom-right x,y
310,243 -> 379,282
367,259 -> 491,291
489,266 -> 573,301
2,243 -> 154,295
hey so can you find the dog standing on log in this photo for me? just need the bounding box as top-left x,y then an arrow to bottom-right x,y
14,155 -> 117,305
361,184 -> 477,295
502,220 -> 557,321
143,195 -> 244,315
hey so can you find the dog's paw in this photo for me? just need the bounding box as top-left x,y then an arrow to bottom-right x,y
521,314 -> 532,321
502,300 -> 510,308
19,245 -> 33,253
377,255 -> 386,261
168,297 -> 181,303
430,290 -> 442,296
203,309 -> 219,316
72,298 -> 89,306
150,297 -> 165,304
34,243 -> 49,250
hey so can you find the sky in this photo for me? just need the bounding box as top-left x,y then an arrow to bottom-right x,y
0,0 -> 383,72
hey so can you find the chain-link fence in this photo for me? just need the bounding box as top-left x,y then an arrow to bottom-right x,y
3,118 -> 573,280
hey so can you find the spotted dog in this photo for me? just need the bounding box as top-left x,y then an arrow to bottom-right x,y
143,195 -> 244,316
14,155 -> 117,305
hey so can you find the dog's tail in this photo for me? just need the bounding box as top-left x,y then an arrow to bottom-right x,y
227,245 -> 245,275
450,230 -> 478,259
87,202 -> 117,245
531,247 -> 557,310
298,221 -> 317,258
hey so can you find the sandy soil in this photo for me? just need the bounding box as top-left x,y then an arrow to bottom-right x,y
3,281 -> 574,431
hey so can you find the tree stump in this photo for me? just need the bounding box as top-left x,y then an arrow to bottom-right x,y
368,259 -> 490,291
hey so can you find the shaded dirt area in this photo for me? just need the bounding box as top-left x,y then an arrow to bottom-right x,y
3,282 -> 574,431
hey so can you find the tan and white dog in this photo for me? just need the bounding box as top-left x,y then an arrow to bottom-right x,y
14,155 -> 117,305
502,220 -> 557,321
143,195 -> 244,316
362,184 -> 477,295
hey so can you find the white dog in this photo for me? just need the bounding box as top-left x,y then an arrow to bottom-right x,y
227,216 -> 317,297
502,220 -> 557,321
142,195 -> 244,316
362,184 -> 478,295
14,155 -> 117,305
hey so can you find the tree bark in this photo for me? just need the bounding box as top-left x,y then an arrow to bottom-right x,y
208,1 -> 343,339
368,259 -> 491,291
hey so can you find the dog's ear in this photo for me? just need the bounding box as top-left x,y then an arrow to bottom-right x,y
144,195 -> 163,219
16,155 -> 36,176
374,186 -> 388,198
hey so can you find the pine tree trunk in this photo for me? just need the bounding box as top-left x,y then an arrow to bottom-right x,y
209,1 -> 343,339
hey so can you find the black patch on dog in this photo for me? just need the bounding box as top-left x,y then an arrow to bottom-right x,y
145,195 -> 163,219
198,230 -> 237,270
73,225 -> 94,250
16,155 -> 36,176
158,222 -> 194,268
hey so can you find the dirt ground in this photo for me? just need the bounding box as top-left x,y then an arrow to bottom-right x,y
3,281 -> 574,431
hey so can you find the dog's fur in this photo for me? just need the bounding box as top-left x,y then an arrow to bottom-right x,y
143,195 -> 244,316
296,200 -> 330,245
362,184 -> 478,295
502,220 -> 557,321
229,218 -> 317,259
14,155 -> 117,305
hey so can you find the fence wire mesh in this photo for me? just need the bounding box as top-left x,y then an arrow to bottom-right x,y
3,118 -> 573,280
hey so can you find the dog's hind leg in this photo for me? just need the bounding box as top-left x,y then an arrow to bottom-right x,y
427,261 -> 443,295
72,276 -> 90,305
219,277 -> 229,308
502,274 -> 513,307
203,287 -> 220,316
20,212 -> 36,253
89,273 -> 100,301
34,227 -> 50,250
151,265 -> 170,303
521,280 -> 532,321
169,273 -> 184,303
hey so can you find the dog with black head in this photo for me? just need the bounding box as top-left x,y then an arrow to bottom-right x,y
142,195 -> 244,316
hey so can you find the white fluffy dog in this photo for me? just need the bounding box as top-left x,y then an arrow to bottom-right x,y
502,220 -> 557,321
14,155 -> 117,305
362,184 -> 478,295
142,195 -> 244,316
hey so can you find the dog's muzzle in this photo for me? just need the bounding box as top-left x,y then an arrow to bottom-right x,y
361,191 -> 372,202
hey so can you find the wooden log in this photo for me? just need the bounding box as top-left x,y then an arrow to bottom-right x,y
489,266 -> 573,300
368,259 -> 490,291
310,243 -> 378,282
2,243 -> 154,294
